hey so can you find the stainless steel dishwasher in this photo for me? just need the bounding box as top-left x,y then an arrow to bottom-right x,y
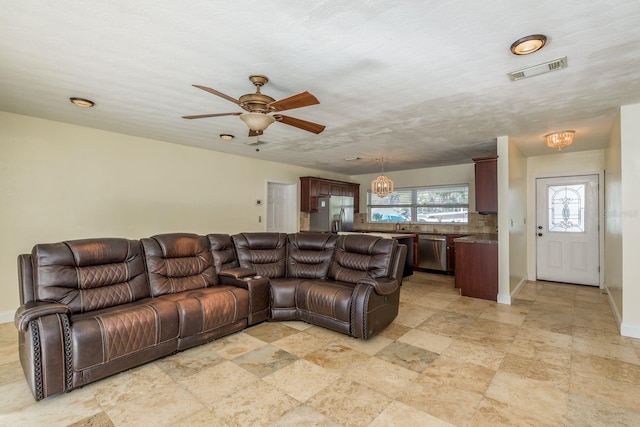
418,234 -> 447,271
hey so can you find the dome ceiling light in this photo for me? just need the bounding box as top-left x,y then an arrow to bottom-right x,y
69,97 -> 95,108
510,34 -> 547,55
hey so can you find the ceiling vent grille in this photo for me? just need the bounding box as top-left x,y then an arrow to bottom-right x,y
507,56 -> 568,81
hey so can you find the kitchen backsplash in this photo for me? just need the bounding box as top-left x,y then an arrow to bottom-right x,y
299,212 -> 498,234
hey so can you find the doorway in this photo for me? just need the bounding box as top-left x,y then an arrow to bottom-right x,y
535,174 -> 600,286
266,181 -> 297,233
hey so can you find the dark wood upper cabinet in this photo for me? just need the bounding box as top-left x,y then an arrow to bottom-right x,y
473,155 -> 498,214
300,177 -> 360,213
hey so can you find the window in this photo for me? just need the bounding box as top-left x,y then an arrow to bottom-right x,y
368,184 -> 469,224
547,183 -> 585,233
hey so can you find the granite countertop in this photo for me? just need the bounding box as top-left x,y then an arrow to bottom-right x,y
338,231 -> 416,239
453,234 -> 498,244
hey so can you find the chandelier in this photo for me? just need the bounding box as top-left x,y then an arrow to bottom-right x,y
371,158 -> 394,198
545,130 -> 575,151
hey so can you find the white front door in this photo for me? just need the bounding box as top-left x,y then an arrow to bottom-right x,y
535,175 -> 600,286
266,182 -> 296,233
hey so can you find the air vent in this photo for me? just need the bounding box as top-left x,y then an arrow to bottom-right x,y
507,56 -> 568,81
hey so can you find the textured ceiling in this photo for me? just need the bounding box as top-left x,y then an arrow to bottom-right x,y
2,1 -> 640,175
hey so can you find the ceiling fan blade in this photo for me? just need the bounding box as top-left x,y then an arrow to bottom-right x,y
182,112 -> 242,119
248,129 -> 263,137
274,115 -> 325,134
193,84 -> 241,105
268,91 -> 319,112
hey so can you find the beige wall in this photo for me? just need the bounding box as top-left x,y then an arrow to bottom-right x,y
605,111 -> 623,321
0,111 -> 348,315
620,103 -> 640,336
506,137 -> 528,298
496,137 -> 510,303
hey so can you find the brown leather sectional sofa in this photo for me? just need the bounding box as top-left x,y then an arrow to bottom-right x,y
15,232 -> 407,401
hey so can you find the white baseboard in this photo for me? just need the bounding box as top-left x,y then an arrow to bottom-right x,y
510,277 -> 528,302
621,323 -> 640,339
603,284 -> 640,338
497,293 -> 511,305
0,310 -> 14,324
604,283 -> 623,329
497,276 -> 528,305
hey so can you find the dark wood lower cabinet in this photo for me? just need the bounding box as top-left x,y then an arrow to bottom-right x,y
446,235 -> 463,274
454,241 -> 498,301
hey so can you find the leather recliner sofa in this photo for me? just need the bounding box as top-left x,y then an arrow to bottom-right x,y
15,231 -> 406,400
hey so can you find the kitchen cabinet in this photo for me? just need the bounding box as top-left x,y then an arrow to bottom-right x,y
300,177 -> 360,213
473,156 -> 498,214
454,238 -> 498,301
446,234 -> 464,274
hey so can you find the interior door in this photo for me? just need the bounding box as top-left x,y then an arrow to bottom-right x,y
266,182 -> 296,233
535,175 -> 599,286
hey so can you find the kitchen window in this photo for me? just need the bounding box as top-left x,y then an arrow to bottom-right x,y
368,184 -> 469,224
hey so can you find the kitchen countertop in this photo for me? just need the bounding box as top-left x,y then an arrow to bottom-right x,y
453,234 -> 498,244
359,229 -> 474,236
338,231 -> 416,239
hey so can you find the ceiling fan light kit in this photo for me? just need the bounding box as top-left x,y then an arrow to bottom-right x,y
545,130 -> 575,151
240,112 -> 275,132
183,75 -> 324,136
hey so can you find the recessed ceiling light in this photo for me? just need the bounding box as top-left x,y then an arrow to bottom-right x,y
219,134 -> 235,140
510,34 -> 547,55
69,97 -> 95,108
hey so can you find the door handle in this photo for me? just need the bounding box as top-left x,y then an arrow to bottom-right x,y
537,233 -> 543,237
537,226 -> 543,230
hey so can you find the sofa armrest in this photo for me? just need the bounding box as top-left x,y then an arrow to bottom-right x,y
219,273 -> 270,325
356,277 -> 400,296
15,301 -> 72,332
15,302 -> 73,400
219,267 -> 257,280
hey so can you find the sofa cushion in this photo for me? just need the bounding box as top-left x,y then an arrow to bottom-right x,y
286,233 -> 338,279
71,298 -> 179,370
232,233 -> 287,278
296,279 -> 354,333
207,234 -> 240,273
328,235 -> 397,284
159,286 -> 249,337
142,233 -> 217,297
31,238 -> 149,314
269,278 -> 302,313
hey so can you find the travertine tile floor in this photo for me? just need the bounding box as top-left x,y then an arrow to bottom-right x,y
2,272 -> 640,426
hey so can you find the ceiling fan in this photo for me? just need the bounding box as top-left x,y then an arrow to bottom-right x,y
182,75 -> 325,136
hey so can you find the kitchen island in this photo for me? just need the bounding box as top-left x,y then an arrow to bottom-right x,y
453,234 -> 498,301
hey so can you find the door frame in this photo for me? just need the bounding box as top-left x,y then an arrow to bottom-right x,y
265,179 -> 298,233
530,170 -> 604,288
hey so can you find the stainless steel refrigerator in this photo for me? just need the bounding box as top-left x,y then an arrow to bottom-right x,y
309,195 -> 354,232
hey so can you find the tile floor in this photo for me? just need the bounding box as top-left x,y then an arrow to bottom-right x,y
1,272 -> 640,426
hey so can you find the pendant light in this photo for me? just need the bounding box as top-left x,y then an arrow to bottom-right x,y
371,158 -> 394,198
